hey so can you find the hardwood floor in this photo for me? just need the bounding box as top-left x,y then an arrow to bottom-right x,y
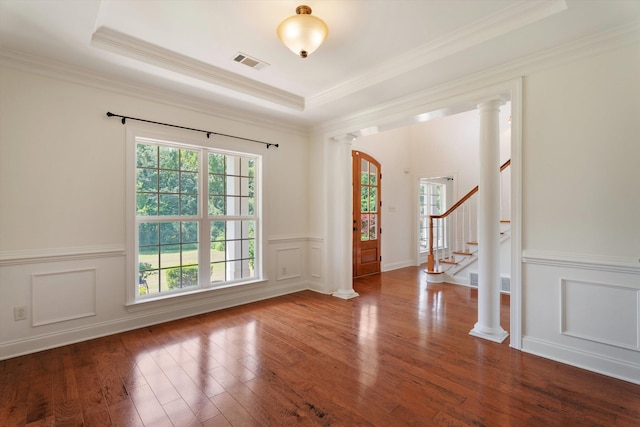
1,266 -> 639,426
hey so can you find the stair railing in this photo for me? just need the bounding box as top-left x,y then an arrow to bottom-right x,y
427,159 -> 510,272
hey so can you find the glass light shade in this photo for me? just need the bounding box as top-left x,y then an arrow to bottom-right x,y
276,6 -> 328,58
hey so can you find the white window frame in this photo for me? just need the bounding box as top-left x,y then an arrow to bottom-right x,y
125,129 -> 262,304
418,179 -> 447,253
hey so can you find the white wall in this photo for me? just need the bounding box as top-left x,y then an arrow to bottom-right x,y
352,127 -> 413,270
523,47 -> 640,257
0,65 -> 312,358
521,41 -> 640,383
409,104 -> 512,203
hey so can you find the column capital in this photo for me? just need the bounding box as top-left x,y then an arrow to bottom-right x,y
329,133 -> 358,144
477,96 -> 506,111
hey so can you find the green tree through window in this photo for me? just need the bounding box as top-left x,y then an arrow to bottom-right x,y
134,138 -> 260,299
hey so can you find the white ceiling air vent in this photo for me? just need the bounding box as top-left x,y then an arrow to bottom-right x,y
233,53 -> 269,70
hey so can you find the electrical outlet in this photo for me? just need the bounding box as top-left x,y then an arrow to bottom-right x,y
14,306 -> 27,321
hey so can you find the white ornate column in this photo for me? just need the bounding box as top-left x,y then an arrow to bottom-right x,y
470,99 -> 508,343
327,134 -> 359,300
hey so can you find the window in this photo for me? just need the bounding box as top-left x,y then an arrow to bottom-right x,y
418,180 -> 446,252
131,135 -> 260,301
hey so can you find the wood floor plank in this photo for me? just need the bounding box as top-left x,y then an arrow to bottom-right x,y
2,265 -> 638,426
210,391 -> 260,427
24,354 -> 54,425
162,397 -> 202,427
81,405 -> 113,427
134,352 -> 181,405
106,398 -> 144,427
53,399 -> 84,426
24,415 -> 55,427
128,384 -> 172,427
0,356 -> 30,426
201,414 -> 232,427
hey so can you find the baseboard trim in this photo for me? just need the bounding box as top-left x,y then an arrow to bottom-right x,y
522,336 -> 640,385
382,260 -> 414,272
0,281 -> 308,361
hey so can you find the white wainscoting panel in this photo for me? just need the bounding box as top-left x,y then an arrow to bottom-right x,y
561,279 -> 639,351
522,250 -> 640,384
32,268 -> 97,326
310,246 -> 322,279
275,247 -> 302,281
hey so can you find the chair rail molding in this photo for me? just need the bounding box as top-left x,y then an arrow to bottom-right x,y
0,245 -> 125,266
522,250 -> 640,274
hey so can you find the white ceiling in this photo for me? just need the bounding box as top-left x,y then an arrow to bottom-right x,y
1,0 -> 639,127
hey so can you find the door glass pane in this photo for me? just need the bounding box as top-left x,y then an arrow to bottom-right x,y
370,214 -> 377,240
369,187 -> 377,213
361,159 -> 369,184
361,187 -> 369,212
370,164 -> 377,185
361,214 -> 369,241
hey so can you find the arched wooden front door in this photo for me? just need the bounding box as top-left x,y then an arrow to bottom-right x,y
352,151 -> 381,277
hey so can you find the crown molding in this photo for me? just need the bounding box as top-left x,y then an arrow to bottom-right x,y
0,48 -> 308,136
314,21 -> 640,136
91,26 -> 304,112
306,0 -> 568,109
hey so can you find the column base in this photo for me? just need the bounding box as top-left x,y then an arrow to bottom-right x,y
469,323 -> 509,343
332,289 -> 359,300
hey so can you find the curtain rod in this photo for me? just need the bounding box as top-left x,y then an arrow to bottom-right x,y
106,112 -> 279,149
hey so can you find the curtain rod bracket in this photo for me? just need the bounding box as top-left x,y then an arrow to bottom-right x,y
106,111 -> 277,148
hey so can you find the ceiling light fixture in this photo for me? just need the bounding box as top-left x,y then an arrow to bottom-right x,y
276,5 -> 328,58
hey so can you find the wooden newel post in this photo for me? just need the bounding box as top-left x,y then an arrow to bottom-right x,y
427,215 -> 435,271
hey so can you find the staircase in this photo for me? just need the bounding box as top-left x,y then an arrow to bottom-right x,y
425,160 -> 511,290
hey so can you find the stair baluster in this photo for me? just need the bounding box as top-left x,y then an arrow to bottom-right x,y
426,159 -> 510,274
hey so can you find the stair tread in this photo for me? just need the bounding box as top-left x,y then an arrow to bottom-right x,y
500,219 -> 511,223
439,259 -> 458,265
453,250 -> 473,255
424,269 -> 444,274
467,232 -> 506,245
